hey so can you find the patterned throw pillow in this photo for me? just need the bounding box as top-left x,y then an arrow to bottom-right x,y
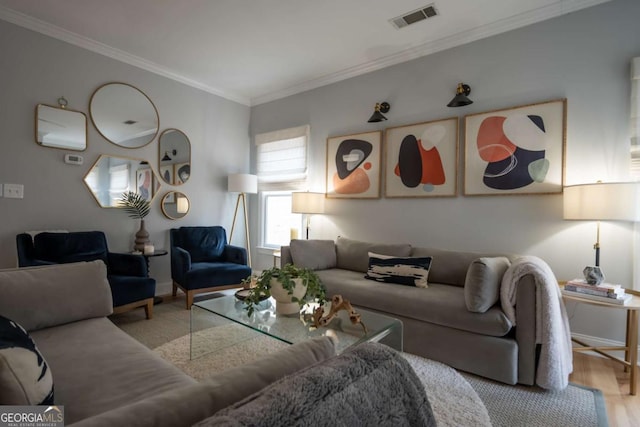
364,255 -> 432,288
0,315 -> 54,405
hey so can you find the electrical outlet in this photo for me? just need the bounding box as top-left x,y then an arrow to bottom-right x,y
4,183 -> 24,199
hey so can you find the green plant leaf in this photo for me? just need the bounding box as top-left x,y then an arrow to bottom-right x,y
119,191 -> 151,219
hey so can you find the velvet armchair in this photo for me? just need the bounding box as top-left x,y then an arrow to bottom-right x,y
16,231 -> 156,318
170,226 -> 251,309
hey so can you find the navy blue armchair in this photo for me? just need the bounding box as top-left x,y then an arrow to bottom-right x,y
170,226 -> 251,309
16,231 -> 156,318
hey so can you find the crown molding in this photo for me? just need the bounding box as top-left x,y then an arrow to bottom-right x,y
0,6 -> 251,106
0,0 -> 611,107
250,0 -> 612,105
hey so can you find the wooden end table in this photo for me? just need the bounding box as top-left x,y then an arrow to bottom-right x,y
560,283 -> 639,395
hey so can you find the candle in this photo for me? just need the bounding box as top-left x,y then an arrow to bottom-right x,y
143,244 -> 155,255
290,228 -> 299,240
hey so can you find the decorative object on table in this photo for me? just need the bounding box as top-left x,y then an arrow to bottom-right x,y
291,192 -> 325,239
464,99 -> 566,196
447,83 -> 473,107
228,173 -> 258,267
583,266 -> 605,285
384,117 -> 458,198
564,182 -> 640,268
563,278 -> 630,305
326,131 -> 382,199
119,191 -> 151,251
367,101 -> 390,123
244,264 -> 326,316
313,294 -> 367,333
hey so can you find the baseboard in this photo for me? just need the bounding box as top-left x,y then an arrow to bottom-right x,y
572,332 -> 640,366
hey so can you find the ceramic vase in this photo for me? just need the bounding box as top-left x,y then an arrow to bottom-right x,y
269,278 -> 307,315
134,219 -> 150,251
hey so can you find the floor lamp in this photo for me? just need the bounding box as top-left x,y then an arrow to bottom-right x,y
228,174 -> 258,267
563,182 -> 640,268
292,192 -> 325,239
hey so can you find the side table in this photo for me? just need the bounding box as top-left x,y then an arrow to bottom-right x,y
132,249 -> 168,305
560,283 -> 639,395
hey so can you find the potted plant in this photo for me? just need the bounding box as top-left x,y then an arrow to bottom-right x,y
119,191 -> 151,251
244,264 -> 326,316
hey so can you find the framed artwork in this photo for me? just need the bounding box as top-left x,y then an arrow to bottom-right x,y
174,162 -> 190,185
384,117 -> 458,198
326,131 -> 381,199
136,167 -> 154,201
464,99 -> 566,196
160,165 -> 173,185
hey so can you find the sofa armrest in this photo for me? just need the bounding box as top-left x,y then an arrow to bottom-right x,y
70,337 -> 336,427
280,246 -> 293,265
515,274 -> 537,385
0,261 -> 113,331
107,252 -> 148,277
171,246 -> 191,280
223,245 -> 248,265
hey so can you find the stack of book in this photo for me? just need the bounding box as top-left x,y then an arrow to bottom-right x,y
562,279 -> 632,305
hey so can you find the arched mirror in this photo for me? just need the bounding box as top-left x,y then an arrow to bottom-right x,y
35,102 -> 87,151
158,128 -> 191,185
83,155 -> 161,208
161,191 -> 190,219
89,82 -> 159,148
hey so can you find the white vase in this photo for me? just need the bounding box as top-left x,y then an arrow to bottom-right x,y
269,278 -> 307,315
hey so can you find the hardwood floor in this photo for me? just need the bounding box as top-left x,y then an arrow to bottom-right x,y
569,352 -> 640,427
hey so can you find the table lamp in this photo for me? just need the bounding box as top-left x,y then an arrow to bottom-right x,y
228,173 -> 258,267
291,192 -> 325,239
563,182 -> 640,269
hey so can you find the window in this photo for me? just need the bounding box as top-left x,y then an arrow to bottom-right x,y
108,164 -> 130,205
256,125 -> 309,248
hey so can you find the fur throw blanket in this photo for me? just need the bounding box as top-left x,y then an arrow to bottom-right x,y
501,256 -> 573,390
197,342 -> 436,427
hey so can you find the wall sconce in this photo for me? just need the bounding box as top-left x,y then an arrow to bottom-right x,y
162,149 -> 177,161
447,83 -> 473,107
367,102 -> 391,123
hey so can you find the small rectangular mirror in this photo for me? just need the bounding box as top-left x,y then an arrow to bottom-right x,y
35,104 -> 87,151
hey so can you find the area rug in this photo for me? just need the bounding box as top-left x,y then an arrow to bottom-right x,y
153,326 -> 607,427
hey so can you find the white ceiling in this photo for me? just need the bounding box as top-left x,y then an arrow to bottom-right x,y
0,0 -> 609,106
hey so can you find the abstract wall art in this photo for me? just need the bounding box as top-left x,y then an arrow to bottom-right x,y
326,131 -> 381,199
464,99 -> 566,196
384,117 -> 458,198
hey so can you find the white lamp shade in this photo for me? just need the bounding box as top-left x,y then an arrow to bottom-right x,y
292,192 -> 325,214
228,174 -> 258,194
176,196 -> 189,214
563,182 -> 640,221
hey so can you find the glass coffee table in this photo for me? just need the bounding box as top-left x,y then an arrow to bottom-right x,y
190,295 -> 402,360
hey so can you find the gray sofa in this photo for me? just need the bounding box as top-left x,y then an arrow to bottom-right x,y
281,236 -> 540,386
0,261 -> 338,426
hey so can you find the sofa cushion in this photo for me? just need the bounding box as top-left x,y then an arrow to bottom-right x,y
289,239 -> 337,270
317,269 -> 512,337
365,255 -> 431,288
0,261 -> 113,332
177,226 -> 226,262
336,236 -> 411,273
465,257 -> 511,313
196,342 -> 435,427
0,315 -> 54,405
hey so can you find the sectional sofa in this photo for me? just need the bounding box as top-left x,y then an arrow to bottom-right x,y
281,236 -> 544,386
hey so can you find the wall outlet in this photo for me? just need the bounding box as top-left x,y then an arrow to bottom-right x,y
4,183 -> 24,199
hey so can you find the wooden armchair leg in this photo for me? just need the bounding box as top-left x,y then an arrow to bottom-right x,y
186,291 -> 194,310
144,299 -> 153,319
172,281 -> 178,297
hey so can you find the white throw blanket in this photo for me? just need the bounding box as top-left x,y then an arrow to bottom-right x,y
501,256 -> 573,390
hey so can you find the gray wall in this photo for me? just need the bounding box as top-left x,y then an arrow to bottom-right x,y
250,0 -> 640,344
0,20 -> 251,294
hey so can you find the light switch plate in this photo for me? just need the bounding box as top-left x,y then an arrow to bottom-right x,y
4,183 -> 24,199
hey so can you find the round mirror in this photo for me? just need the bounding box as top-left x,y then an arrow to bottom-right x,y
158,128 -> 191,185
83,155 -> 161,208
161,191 -> 190,219
90,82 -> 159,148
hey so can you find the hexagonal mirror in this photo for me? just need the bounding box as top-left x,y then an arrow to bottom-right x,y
84,154 -> 161,208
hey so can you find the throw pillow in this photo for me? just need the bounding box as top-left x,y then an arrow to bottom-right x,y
289,239 -> 337,270
364,255 -> 432,288
464,257 -> 511,313
0,315 -> 54,405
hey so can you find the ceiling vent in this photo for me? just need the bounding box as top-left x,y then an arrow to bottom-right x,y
390,4 -> 438,30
